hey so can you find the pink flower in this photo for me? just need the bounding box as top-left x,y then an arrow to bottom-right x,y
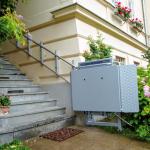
143,85 -> 150,98
119,11 -> 123,15
17,15 -> 24,20
144,92 -> 150,98
117,2 -> 121,5
144,85 -> 149,92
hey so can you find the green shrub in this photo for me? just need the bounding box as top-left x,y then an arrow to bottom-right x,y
0,0 -> 19,17
0,11 -> 26,44
83,34 -> 112,61
0,140 -> 31,150
83,35 -> 150,142
143,48 -> 150,64
0,95 -> 11,106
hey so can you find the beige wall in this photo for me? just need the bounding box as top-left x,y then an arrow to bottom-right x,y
0,0 -> 148,85
143,0 -> 150,46
1,18 -> 83,84
17,0 -> 147,45
75,18 -> 148,67
17,0 -> 75,27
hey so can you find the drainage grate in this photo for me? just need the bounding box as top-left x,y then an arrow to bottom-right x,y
0,77 -> 9,79
40,128 -> 84,142
8,90 -> 24,94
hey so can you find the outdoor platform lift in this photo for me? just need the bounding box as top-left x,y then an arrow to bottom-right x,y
71,58 -> 139,130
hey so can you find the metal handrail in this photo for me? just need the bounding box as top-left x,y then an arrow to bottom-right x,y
16,34 -> 77,83
24,35 -> 76,69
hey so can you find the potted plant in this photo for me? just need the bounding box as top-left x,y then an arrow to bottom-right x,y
114,1 -> 132,21
130,18 -> 143,33
0,95 -> 11,115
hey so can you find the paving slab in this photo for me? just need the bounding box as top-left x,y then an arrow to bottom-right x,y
25,126 -> 150,150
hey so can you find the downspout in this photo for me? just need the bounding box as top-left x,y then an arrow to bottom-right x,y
141,0 -> 148,47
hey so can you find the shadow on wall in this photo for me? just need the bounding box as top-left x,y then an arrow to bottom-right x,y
41,82 -> 74,117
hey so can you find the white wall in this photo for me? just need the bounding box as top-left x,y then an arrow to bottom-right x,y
17,0 -> 74,27
76,19 -> 148,67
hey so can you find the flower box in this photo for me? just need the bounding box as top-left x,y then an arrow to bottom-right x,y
114,2 -> 131,22
0,106 -> 9,115
130,18 -> 143,33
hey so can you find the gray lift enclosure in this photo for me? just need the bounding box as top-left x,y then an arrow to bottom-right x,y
71,64 -> 139,113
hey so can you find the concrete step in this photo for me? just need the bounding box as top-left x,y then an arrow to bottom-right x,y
0,116 -> 73,144
0,85 -> 41,94
0,73 -> 25,75
0,59 -> 10,64
0,57 -> 8,60
0,64 -> 16,69
0,106 -> 66,128
10,99 -> 57,112
0,61 -> 12,65
0,79 -> 33,86
0,68 -> 21,74
6,92 -> 50,102
0,74 -> 27,80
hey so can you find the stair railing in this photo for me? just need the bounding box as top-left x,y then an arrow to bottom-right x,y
16,34 -> 77,83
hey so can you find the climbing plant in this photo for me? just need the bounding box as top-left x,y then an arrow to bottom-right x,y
143,48 -> 150,64
0,11 -> 26,44
0,0 -> 27,44
83,34 -> 112,61
0,0 -> 18,16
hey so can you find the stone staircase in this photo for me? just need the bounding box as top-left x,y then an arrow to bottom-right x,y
0,56 -> 73,144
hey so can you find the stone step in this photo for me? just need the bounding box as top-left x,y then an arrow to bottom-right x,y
0,116 -> 73,144
0,85 -> 41,94
10,99 -> 57,112
0,57 -> 8,60
0,56 -> 69,145
0,74 -> 27,80
0,61 -> 12,65
0,79 -> 33,86
6,92 -> 50,102
0,106 -> 66,128
0,64 -> 16,69
0,72 -> 26,76
0,59 -> 10,64
0,68 -> 21,74
0,55 -> 6,58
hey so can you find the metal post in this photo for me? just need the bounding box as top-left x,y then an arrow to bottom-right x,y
55,50 -> 59,76
40,42 -> 44,65
27,33 -> 32,55
116,113 -> 122,131
16,41 -> 19,48
72,60 -> 76,70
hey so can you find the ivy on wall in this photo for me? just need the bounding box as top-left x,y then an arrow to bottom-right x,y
0,0 -> 27,44
0,0 -> 19,16
143,48 -> 150,64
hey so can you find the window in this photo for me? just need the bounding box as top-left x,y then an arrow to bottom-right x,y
111,0 -> 116,6
115,56 -> 126,65
128,0 -> 135,17
111,0 -> 122,6
134,61 -> 140,66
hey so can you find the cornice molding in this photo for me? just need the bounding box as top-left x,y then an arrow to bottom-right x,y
51,3 -> 148,51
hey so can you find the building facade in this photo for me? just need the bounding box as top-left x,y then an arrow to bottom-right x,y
0,0 -> 150,116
